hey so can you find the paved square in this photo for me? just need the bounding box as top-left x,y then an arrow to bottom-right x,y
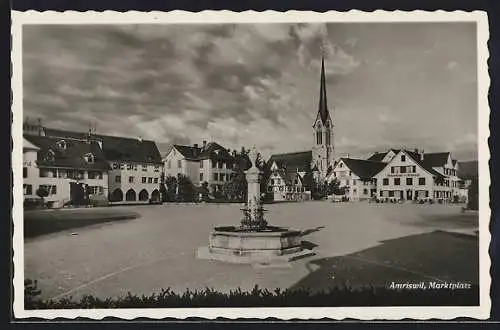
24,202 -> 479,301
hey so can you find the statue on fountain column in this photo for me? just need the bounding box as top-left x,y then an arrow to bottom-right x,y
240,146 -> 267,230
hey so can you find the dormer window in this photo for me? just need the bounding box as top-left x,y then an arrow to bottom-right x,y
56,140 -> 67,150
45,149 -> 55,162
83,153 -> 95,164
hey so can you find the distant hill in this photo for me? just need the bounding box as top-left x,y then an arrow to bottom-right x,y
458,160 -> 478,179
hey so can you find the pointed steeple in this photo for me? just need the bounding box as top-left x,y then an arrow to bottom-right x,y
317,56 -> 330,124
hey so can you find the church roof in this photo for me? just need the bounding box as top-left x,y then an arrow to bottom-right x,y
420,152 -> 451,168
268,150 -> 312,173
339,158 -> 387,179
317,56 -> 331,125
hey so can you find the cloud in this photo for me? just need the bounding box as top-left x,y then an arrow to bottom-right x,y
447,61 -> 459,70
22,23 -> 478,160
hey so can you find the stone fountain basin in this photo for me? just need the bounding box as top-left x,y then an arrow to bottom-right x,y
197,225 -> 314,264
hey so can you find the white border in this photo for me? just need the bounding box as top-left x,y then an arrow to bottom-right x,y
11,10 -> 491,320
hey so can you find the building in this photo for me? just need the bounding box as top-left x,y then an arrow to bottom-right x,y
327,157 -> 386,201
24,120 -> 163,204
266,151 -> 312,201
266,56 -> 335,198
372,149 -> 462,202
23,134 -> 109,207
163,141 -> 236,193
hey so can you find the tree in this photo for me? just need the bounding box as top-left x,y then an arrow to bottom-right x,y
327,179 -> 346,196
223,172 -> 247,202
467,177 -> 478,210
159,173 -> 168,202
164,175 -> 177,202
177,174 -> 196,202
199,181 -> 210,202
35,186 -> 49,205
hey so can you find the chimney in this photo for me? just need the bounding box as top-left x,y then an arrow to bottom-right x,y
414,148 -> 418,153
202,140 -> 207,148
420,149 -> 425,161
194,143 -> 198,148
138,136 -> 143,143
346,153 -> 350,158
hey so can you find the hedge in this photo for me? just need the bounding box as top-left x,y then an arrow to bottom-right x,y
25,279 -> 478,309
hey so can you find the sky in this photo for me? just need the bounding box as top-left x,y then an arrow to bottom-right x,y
22,22 -> 478,160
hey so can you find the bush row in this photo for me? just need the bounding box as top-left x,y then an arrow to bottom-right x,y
25,279 -> 479,309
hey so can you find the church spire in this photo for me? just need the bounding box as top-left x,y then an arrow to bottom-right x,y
317,56 -> 330,124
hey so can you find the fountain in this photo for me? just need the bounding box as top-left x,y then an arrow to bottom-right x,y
197,147 -> 315,264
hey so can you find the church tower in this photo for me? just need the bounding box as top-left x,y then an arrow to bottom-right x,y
312,56 -> 335,180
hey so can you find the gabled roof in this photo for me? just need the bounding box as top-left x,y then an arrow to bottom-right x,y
403,150 -> 445,178
272,169 -> 303,185
458,160 -> 478,179
421,152 -> 451,168
198,142 -> 233,161
172,145 -> 201,160
23,137 -> 40,151
268,150 -> 312,173
24,134 -> 109,170
339,158 -> 387,179
43,128 -> 163,164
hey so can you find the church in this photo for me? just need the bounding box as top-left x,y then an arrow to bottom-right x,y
266,57 -> 335,201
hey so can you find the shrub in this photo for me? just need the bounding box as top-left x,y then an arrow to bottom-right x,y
24,279 -> 479,309
89,194 -> 109,207
24,198 -> 45,210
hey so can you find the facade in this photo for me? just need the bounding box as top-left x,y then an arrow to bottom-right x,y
266,153 -> 310,201
23,134 -> 110,207
373,149 -> 462,202
327,158 -> 386,201
24,121 -> 163,204
163,141 -> 236,193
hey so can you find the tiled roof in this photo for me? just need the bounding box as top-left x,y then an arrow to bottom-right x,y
43,128 -> 163,164
366,149 -> 400,162
173,145 -> 201,160
404,150 -> 445,178
172,142 -> 235,162
317,56 -> 331,125
421,152 -> 450,168
24,134 -> 109,170
268,151 -> 312,173
340,158 -> 387,179
458,161 -> 478,179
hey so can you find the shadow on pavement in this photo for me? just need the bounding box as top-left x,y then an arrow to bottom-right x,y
290,230 -> 479,305
300,226 -> 325,237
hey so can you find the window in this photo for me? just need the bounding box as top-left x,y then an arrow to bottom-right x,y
23,184 -> 32,195
325,128 -> 331,146
316,129 -> 322,145
412,166 -> 416,173
142,177 -> 147,183
88,171 -> 103,179
211,160 -> 216,168
213,173 -> 218,181
353,180 -> 357,186
391,167 -> 395,174
339,163 -> 343,168
401,155 -> 406,162
177,160 -> 182,168
23,167 -> 27,178
154,178 -> 158,184
400,166 -> 407,173
167,161 -> 171,169
363,189 -> 368,195
127,164 -> 133,170
419,177 -> 426,185
154,165 -> 160,172
271,179 -> 275,185
389,190 -> 394,197
406,178 -> 413,185
217,161 -> 223,169
380,190 -> 383,197
200,160 -> 204,168
383,178 -> 389,185
148,177 -> 153,184
134,164 -> 138,171
394,178 -> 400,185
425,190 -> 429,197
142,165 -> 147,171
113,162 -> 119,170
115,176 -> 121,183
294,179 -> 298,185
200,173 -> 204,182
39,168 -> 56,178
56,140 -> 67,149
120,163 -> 125,170
346,180 -> 350,186
129,176 -> 134,183
39,185 -> 57,195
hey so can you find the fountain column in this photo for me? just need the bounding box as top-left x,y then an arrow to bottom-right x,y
241,147 -> 267,230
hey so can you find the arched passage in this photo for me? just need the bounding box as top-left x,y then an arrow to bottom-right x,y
151,189 -> 160,202
139,189 -> 149,201
110,188 -> 123,202
125,189 -> 136,201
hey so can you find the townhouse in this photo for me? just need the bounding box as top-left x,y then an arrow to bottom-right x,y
266,151 -> 312,201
